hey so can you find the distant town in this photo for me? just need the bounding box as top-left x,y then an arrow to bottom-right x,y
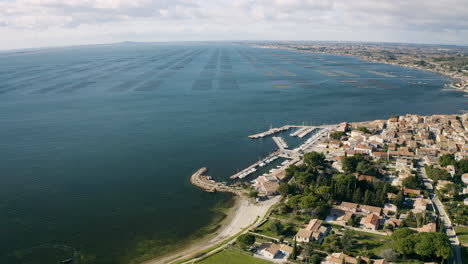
254,42 -> 468,93
186,113 -> 467,264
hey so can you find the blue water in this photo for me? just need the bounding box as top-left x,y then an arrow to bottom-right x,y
0,43 -> 465,264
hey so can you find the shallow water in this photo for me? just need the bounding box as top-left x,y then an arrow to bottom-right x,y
0,43 -> 465,263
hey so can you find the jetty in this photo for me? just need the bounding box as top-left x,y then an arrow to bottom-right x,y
272,136 -> 288,149
230,150 -> 280,179
248,125 -> 293,139
190,168 -> 246,195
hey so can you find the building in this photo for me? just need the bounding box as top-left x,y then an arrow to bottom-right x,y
295,219 -> 330,244
360,204 -> 382,216
417,222 -> 437,233
338,202 -> 359,213
360,213 -> 380,231
258,242 -> 293,259
412,198 -> 428,213
321,252 -> 370,264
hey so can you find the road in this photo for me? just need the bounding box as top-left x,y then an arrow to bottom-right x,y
418,163 -> 462,264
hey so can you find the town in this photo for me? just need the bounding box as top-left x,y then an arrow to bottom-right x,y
191,113 -> 468,264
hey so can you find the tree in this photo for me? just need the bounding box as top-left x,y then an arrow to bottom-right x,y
304,152 -> 326,168
269,220 -> 284,235
394,189 -> 404,208
357,127 -> 371,134
278,182 -> 291,196
457,158 -> 468,173
391,228 -> 416,241
402,176 -> 420,189
315,186 -> 331,200
248,190 -> 258,198
439,154 -> 456,167
290,238 -> 298,260
310,254 -> 321,264
237,233 -> 255,248
341,229 -> 354,251
300,195 -> 319,210
330,131 -> 346,140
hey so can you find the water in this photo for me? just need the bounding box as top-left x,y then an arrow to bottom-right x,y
0,43 -> 465,264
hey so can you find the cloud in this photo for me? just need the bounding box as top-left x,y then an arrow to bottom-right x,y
0,0 -> 467,49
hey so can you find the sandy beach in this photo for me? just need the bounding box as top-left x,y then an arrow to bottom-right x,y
145,196 -> 280,264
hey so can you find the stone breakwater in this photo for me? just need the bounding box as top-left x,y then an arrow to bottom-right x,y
190,167 -> 247,196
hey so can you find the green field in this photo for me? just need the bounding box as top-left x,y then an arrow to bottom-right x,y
197,249 -> 273,264
255,218 -> 298,239
455,226 -> 468,246
350,230 -> 392,258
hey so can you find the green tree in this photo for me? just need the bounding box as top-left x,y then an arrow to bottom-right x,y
269,220 -> 284,235
237,233 -> 255,248
278,182 -> 291,196
439,154 -> 456,167
248,190 -> 258,198
304,152 -> 326,168
341,229 -> 354,251
402,176 -> 420,189
357,127 -> 371,134
457,158 -> 468,173
300,195 -> 319,210
330,131 -> 346,140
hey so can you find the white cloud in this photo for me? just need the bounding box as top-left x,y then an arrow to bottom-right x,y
0,0 -> 467,49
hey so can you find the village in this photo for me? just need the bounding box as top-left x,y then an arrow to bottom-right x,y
194,113 -> 468,264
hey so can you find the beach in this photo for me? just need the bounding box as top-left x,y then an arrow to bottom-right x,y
147,196 -> 280,264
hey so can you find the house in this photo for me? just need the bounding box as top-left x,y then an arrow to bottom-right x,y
357,174 -> 375,182
417,222 -> 437,233
338,202 -> 359,213
360,205 -> 382,216
404,188 -> 421,197
412,198 -> 428,213
355,144 -> 373,154
360,213 -> 380,231
462,173 -> 468,184
259,181 -> 279,196
295,219 -> 330,244
258,243 -> 293,259
383,203 -> 397,216
386,218 -> 402,228
321,252 -> 369,264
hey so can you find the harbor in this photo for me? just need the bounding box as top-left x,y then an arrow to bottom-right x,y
191,124 -> 338,185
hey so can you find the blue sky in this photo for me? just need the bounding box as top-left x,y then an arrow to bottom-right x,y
1,0 -> 467,50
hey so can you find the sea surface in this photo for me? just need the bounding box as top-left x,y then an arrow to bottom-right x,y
0,43 -> 466,264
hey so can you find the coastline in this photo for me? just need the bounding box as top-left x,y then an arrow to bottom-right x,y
256,45 -> 468,93
143,195 -> 279,264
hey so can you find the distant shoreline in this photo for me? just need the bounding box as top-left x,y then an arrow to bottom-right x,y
256,45 -> 468,93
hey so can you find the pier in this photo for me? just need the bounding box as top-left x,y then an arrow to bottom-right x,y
272,136 -> 288,149
230,151 -> 280,179
248,125 -> 293,139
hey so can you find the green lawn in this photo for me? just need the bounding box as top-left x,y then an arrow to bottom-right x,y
197,249 -> 273,264
254,218 -> 298,239
350,230 -> 392,258
455,226 -> 468,246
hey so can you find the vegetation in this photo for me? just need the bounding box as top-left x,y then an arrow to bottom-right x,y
357,127 -> 371,134
402,176 -> 420,189
439,153 -> 456,167
425,165 -> 451,183
455,226 -> 468,246
237,234 -> 255,248
391,228 -> 452,261
329,131 -> 346,140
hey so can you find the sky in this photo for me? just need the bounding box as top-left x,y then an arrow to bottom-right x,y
1,0 -> 467,50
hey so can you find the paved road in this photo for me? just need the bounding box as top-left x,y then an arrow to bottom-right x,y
418,163 -> 462,264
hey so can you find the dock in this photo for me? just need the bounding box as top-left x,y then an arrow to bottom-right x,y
230,150 -> 280,179
272,136 -> 288,149
248,125 -> 292,139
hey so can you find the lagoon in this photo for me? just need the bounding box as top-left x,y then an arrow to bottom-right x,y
0,43 -> 465,264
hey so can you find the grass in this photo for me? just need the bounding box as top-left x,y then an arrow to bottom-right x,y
196,249 -> 273,264
350,230 -> 392,258
455,226 -> 468,246
254,218 -> 298,239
